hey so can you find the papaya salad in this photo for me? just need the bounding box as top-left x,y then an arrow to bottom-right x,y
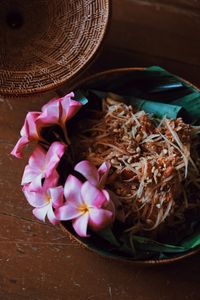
72,93 -> 200,245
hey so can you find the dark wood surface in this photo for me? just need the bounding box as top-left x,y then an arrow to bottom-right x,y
0,0 -> 200,299
101,0 -> 200,86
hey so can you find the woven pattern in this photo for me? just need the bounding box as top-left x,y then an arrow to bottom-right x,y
0,0 -> 110,96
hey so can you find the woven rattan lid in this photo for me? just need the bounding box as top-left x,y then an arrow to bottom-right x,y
0,0 -> 110,96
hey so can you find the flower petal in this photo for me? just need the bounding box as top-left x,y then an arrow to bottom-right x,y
23,185 -> 45,207
74,160 -> 99,185
55,203 -> 82,221
21,164 -> 43,186
60,94 -> 82,125
88,208 -> 113,231
72,213 -> 89,237
45,141 -> 66,178
66,92 -> 75,98
21,145 -> 48,187
64,175 -> 83,204
11,136 -> 29,159
47,206 -> 58,225
28,145 -> 46,169
98,161 -> 111,187
11,112 -> 41,159
37,101 -> 59,126
41,97 -> 58,112
81,181 -> 106,208
102,189 -> 110,203
49,186 -> 64,208
42,170 -> 59,190
33,205 -> 49,222
28,173 -> 43,191
20,112 -> 41,139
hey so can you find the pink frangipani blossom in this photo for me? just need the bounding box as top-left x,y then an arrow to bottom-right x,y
11,112 -> 41,158
74,160 -> 111,188
56,175 -> 114,237
11,92 -> 82,158
22,141 -> 66,190
38,92 -> 83,130
23,172 -> 64,225
75,160 -> 125,223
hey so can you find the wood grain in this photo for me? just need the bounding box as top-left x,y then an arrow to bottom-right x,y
0,0 -> 200,299
107,0 -> 200,65
76,0 -> 200,89
129,0 -> 200,11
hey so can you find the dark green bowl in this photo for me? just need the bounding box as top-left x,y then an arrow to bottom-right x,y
60,67 -> 200,265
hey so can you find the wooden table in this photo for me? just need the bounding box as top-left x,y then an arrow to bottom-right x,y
0,1 -> 200,299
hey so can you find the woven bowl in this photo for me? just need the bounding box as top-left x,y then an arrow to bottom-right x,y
60,67 -> 200,265
0,0 -> 110,96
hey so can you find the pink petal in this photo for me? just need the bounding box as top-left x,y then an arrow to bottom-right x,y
88,208 -> 113,231
46,141 -> 66,161
98,161 -> 111,175
27,170 -> 59,192
66,100 -> 82,121
33,205 -> 49,222
36,101 -> 59,126
74,160 -> 99,185
10,136 -> 29,158
102,189 -> 110,203
45,142 -> 66,178
28,174 -> 43,191
63,92 -> 74,100
28,145 -> 46,169
21,165 -> 39,185
41,97 -> 58,112
12,112 -> 41,159
49,186 -> 64,208
47,206 -> 58,225
98,161 -> 111,187
21,112 -> 41,139
23,185 -> 45,207
81,181 -> 106,208
60,95 -> 82,125
21,162 -> 45,187
55,203 -> 82,221
42,170 -> 59,190
21,145 -> 47,186
72,213 -> 89,237
64,175 -> 83,204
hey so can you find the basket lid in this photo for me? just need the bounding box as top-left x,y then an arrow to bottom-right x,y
0,0 -> 110,96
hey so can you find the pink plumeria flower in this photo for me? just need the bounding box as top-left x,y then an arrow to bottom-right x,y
11,92 -> 82,158
37,92 -> 83,133
22,141 -> 66,190
75,160 -> 125,223
11,112 -> 41,158
74,160 -> 111,188
56,175 -> 114,237
23,172 -> 64,225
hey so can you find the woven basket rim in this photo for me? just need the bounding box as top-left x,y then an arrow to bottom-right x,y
70,67 -> 200,91
0,0 -> 111,96
60,223 -> 200,266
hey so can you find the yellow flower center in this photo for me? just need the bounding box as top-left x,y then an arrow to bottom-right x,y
46,194 -> 51,204
79,203 -> 90,214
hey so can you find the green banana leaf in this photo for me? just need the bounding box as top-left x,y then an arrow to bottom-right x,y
95,226 -> 200,260
89,89 -> 187,120
83,66 -> 200,122
73,90 -> 88,105
74,66 -> 200,260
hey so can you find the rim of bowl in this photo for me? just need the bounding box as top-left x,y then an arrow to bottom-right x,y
61,67 -> 200,265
